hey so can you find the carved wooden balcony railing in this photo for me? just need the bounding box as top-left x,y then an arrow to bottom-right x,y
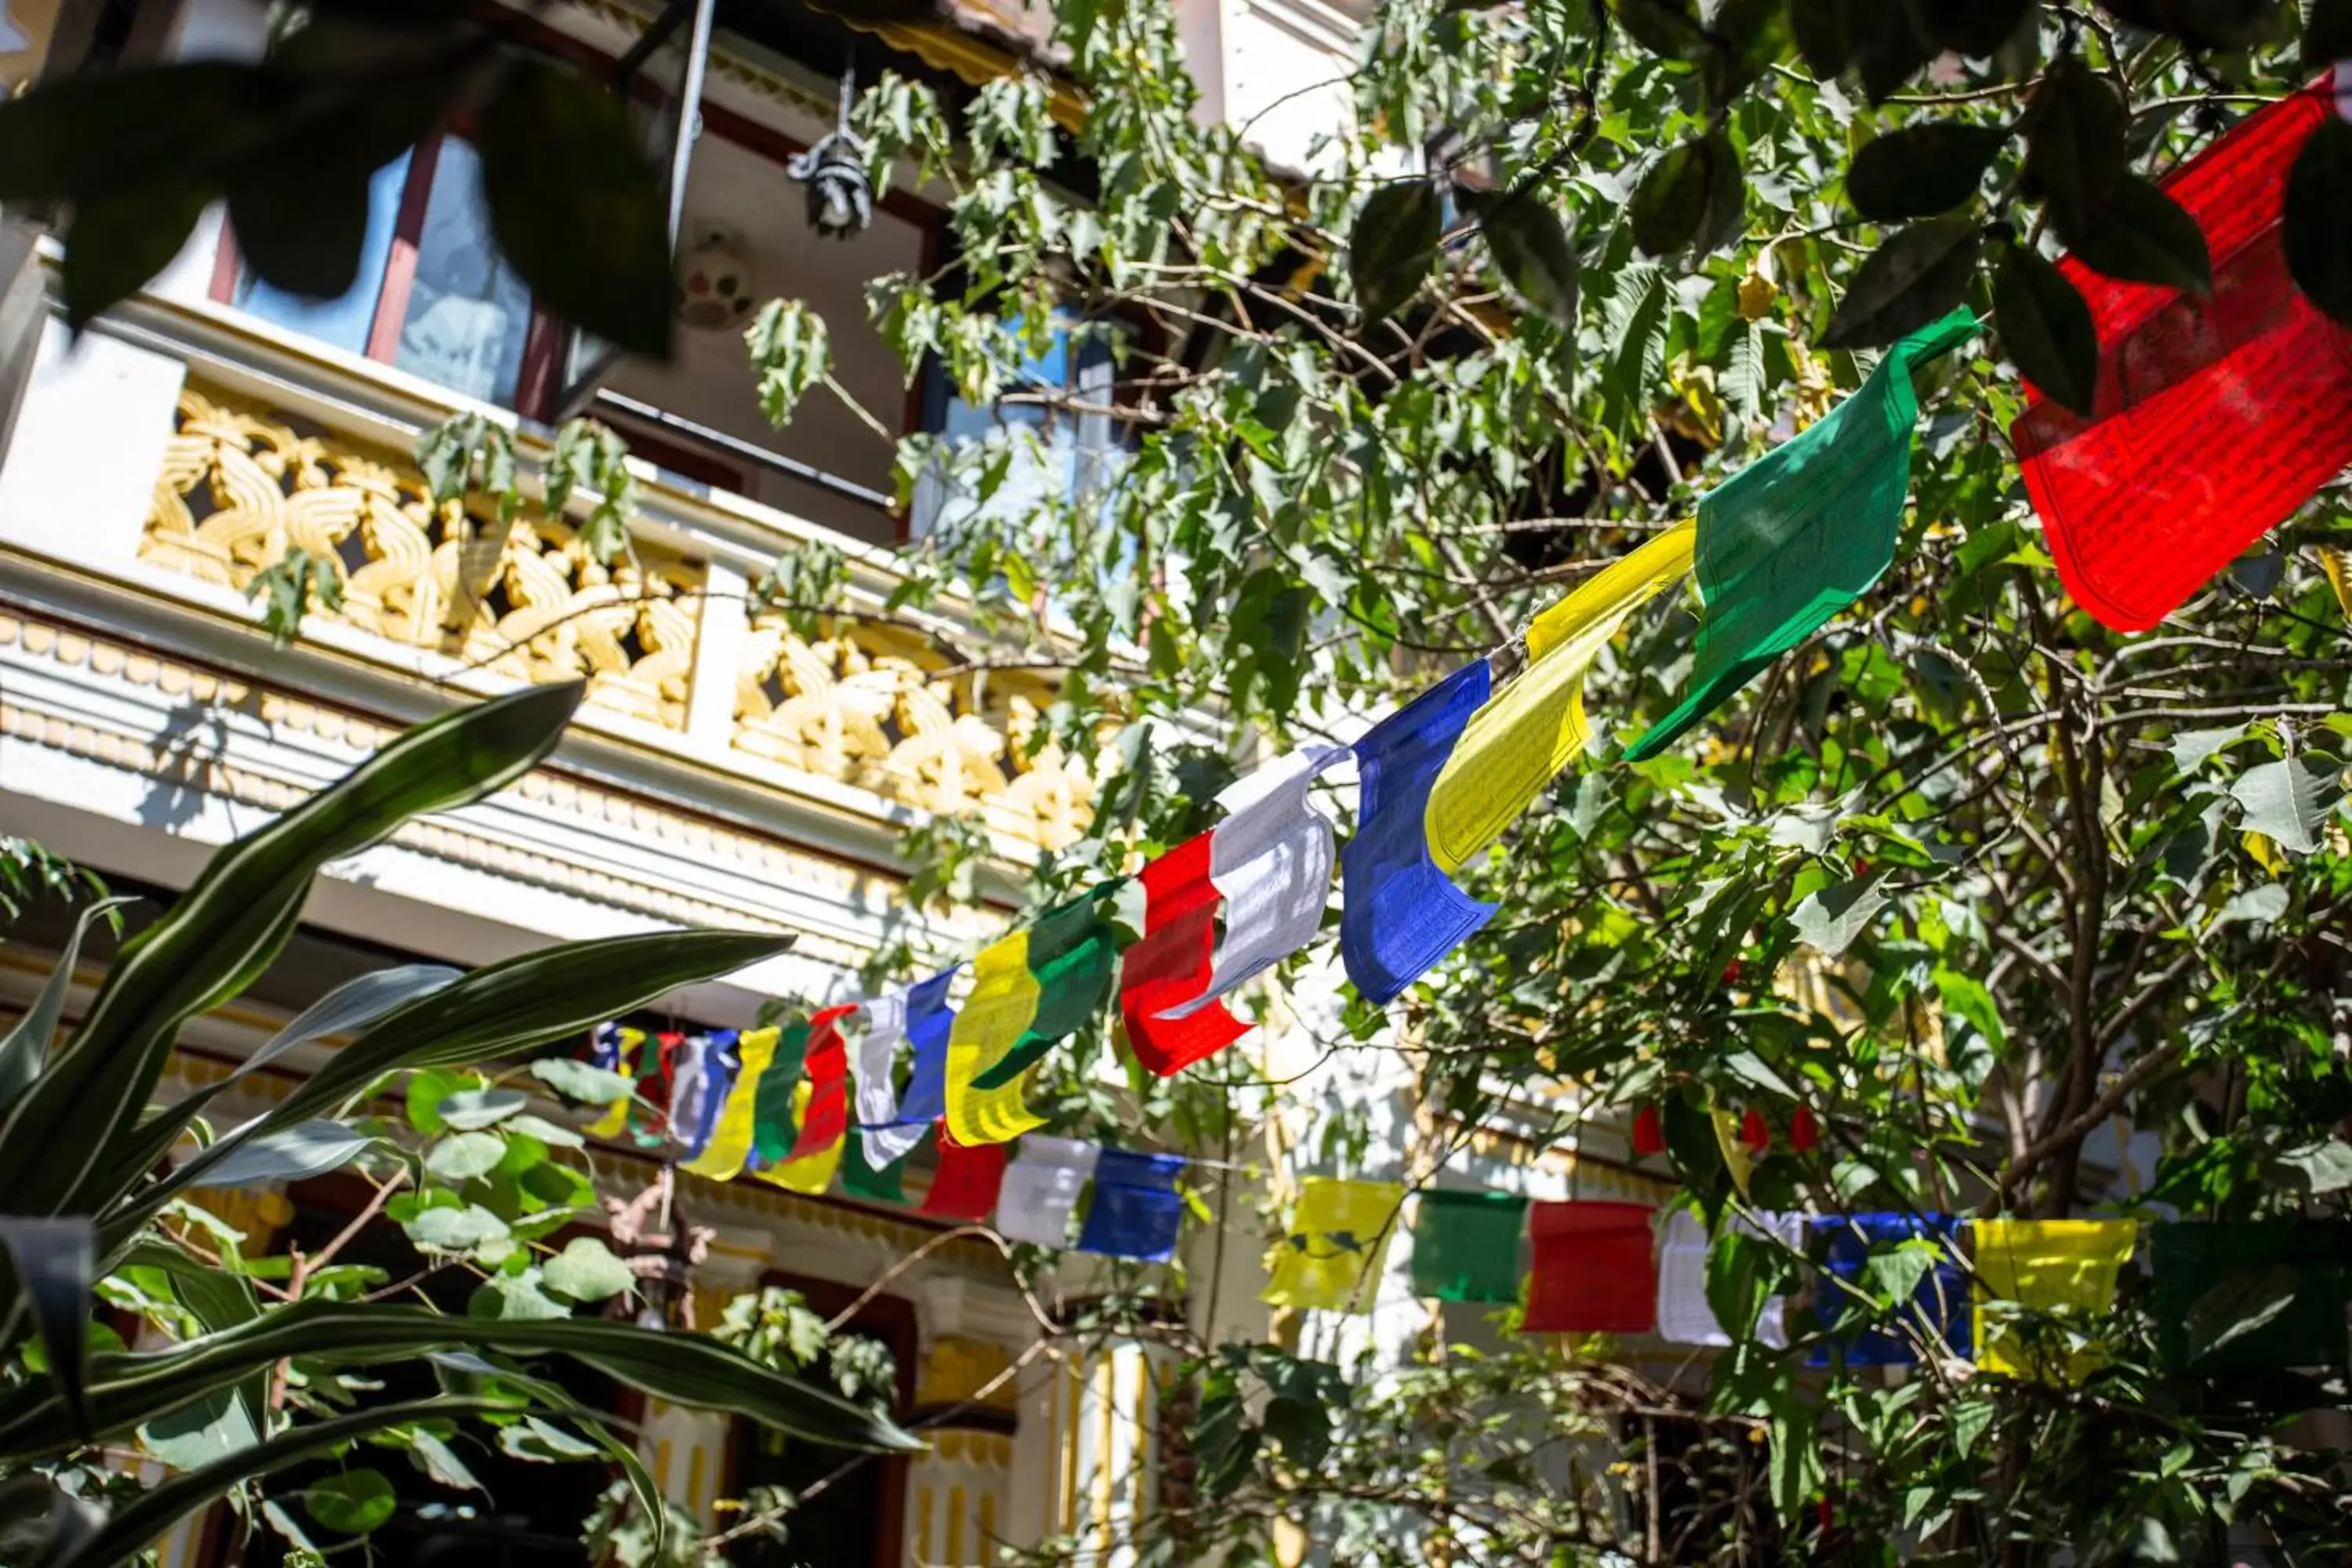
135,379 -> 1098,849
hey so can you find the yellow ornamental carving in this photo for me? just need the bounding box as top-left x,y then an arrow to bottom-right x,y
734,619 -> 1098,850
140,384 -> 702,730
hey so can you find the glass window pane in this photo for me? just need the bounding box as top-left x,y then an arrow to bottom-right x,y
234,152 -> 412,358
391,139 -> 533,405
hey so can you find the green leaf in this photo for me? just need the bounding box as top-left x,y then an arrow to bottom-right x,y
2230,754 -> 2347,855
476,58 -> 673,358
401,1428 -> 482,1494
1820,213 -> 1983,349
2210,882 -> 2289,930
2184,1265 -> 2303,1364
2169,724 -> 2249,774
0,898 -> 132,1117
438,1087 -> 528,1131
1467,192 -> 1580,326
2067,174 -> 2212,296
227,153 -> 376,302
304,1468 -> 396,1535
0,1219 -> 94,1441
60,179 -> 211,329
499,1414 -> 604,1461
2098,0 -> 2281,48
1351,179 -> 1442,323
1788,873 -> 1888,956
426,1131 -> 506,1182
406,1067 -> 474,1138
1790,0 -> 1864,77
187,1122 -> 374,1189
1949,1398 -> 1994,1458
1722,1049 -> 1796,1100
2288,116 -> 2352,326
1993,244 -> 2098,414
528,1058 -> 634,1105
1768,1404 -> 1824,1519
541,1238 -> 637,1303
2273,1137 -> 2352,1194
1610,0 -> 1707,58
0,1301 -> 924,1459
15,684 -> 582,1228
1918,0 -> 2034,56
59,1397 -> 514,1568
1846,123 -> 2006,221
2024,60 -> 2127,245
407,1204 -> 510,1252
1632,132 -> 1744,257
470,1269 -> 572,1322
0,61 -> 261,203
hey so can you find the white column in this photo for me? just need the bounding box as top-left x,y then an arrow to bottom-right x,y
0,316 -> 186,578
684,557 -> 750,751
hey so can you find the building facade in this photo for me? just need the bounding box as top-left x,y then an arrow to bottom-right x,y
0,0 -> 1706,1562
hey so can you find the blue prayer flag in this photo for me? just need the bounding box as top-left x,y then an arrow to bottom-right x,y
1339,662 -> 1501,1004
888,966 -> 959,1130
1807,1213 -> 1971,1367
679,1030 -> 739,1160
1076,1149 -> 1188,1262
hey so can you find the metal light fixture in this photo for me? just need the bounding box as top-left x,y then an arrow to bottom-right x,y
789,54 -> 873,240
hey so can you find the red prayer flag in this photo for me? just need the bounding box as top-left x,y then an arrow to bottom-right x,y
1790,1104 -> 1821,1152
1524,1200 -> 1657,1334
2013,76 -> 2352,631
1631,1105 -> 1665,1156
918,1126 -> 1009,1221
786,1004 -> 859,1163
1118,833 -> 1250,1076
1740,1107 -> 1771,1153
648,1031 -> 686,1115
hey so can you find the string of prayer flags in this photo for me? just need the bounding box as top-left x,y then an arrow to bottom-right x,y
1341,663 -> 1501,1004
681,1025 -> 779,1181
1076,1149 -> 1189,1262
786,1005 -> 858,1163
1160,746 -> 1348,1022
2151,1218 -> 2352,1373
1625,307 -> 1979,762
1971,1218 -> 2136,1383
1424,520 -> 1698,873
1263,1178 -> 1405,1312
995,1136 -> 1099,1248
1409,1189 -> 1529,1303
1657,1209 -> 1805,1348
1119,832 -> 1250,1075
919,1131 -> 1009,1221
1524,1200 -> 1657,1334
2013,76 -> 2352,632
677,1030 -> 740,1165
1807,1214 -> 1971,1368
587,1022 -> 641,1138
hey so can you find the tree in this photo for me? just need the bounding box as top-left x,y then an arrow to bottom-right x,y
0,684 -> 916,1567
9,0 -> 2352,1560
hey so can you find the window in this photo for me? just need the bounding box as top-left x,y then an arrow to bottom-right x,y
220,136 -> 550,412
911,314 -> 1127,540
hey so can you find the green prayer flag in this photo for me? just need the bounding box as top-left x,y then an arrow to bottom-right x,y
970,883 -> 1128,1091
2151,1218 -> 2352,1373
1624,307 -> 1979,762
840,1127 -> 909,1203
750,1023 -> 811,1167
1409,1188 -> 1530,1303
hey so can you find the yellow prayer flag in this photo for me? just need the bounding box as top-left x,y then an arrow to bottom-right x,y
944,932 -> 1047,1146
1425,521 -> 1698,874
586,1025 -> 645,1138
1971,1218 -> 2137,1382
681,1026 -> 779,1181
2317,545 -> 2352,628
753,1078 -> 848,1195
1261,1177 -> 1406,1312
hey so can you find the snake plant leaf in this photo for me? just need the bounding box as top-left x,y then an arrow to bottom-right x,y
0,683 -> 582,1229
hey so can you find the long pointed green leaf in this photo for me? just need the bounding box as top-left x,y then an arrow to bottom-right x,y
0,1218 -> 94,1441
0,1301 -> 919,1460
0,898 -> 133,1117
113,964 -> 460,1187
117,929 -> 790,1227
54,1396 -> 515,1568
3,684 -> 582,1224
